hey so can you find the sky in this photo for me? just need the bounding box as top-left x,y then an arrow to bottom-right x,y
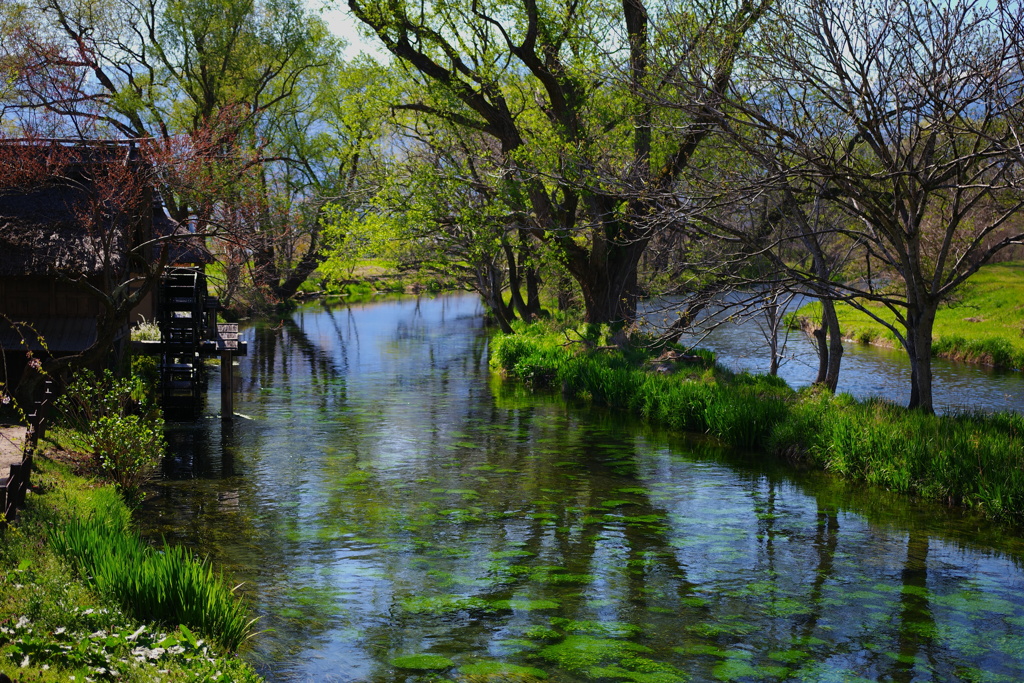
305,0 -> 388,59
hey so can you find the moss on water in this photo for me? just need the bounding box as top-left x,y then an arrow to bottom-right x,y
459,660 -> 548,679
523,626 -> 562,641
400,594 -> 492,615
537,635 -> 653,673
391,654 -> 455,670
550,619 -> 641,637
711,657 -> 758,682
491,598 -> 560,611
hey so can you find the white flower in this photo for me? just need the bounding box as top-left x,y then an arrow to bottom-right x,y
20,655 -> 29,667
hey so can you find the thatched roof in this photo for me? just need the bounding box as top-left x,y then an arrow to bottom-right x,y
0,139 -> 213,278
0,180 -> 130,277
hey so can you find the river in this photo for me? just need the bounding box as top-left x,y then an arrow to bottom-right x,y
653,296 -> 1024,415
142,293 -> 1024,682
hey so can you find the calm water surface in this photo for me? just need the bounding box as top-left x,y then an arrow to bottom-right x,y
143,294 -> 1024,682
659,297 -> 1024,414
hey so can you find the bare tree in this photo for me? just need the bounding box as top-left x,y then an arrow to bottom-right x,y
691,0 -> 1024,412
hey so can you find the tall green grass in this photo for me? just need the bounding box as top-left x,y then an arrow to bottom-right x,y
49,515 -> 256,652
492,329 -> 1024,523
491,331 -> 791,450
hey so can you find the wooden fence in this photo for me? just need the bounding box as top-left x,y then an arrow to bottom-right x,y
1,379 -> 53,526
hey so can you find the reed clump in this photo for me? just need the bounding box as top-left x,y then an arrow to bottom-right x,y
491,326 -> 1024,524
49,514 -> 256,652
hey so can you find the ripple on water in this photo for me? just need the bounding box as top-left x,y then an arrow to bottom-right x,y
141,294 -> 1024,683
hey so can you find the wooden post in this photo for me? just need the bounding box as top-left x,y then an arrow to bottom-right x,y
221,350 -> 234,420
216,323 -> 239,421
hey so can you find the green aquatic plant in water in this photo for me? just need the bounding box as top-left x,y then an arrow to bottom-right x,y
490,599 -> 560,611
459,660 -> 548,679
549,619 -> 641,637
399,594 -> 492,615
537,635 -> 683,681
390,654 -> 454,670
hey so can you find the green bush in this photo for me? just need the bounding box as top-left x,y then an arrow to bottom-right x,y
54,369 -> 164,499
92,414 -> 164,494
55,369 -> 156,437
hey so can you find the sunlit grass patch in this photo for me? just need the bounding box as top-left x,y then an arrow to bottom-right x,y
0,457 -> 260,681
793,261 -> 1024,369
49,516 -> 256,652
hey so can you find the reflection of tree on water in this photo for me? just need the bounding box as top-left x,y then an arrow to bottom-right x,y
344,412 -> 702,681
892,532 -> 936,682
245,314 -> 348,411
798,501 -> 839,644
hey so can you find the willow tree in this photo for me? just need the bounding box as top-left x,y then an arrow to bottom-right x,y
348,0 -> 767,325
8,0 -> 351,304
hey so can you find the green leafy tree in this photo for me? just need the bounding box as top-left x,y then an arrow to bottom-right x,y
348,0 -> 767,325
8,0 -> 355,305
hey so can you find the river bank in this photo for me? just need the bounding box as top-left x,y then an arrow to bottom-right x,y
491,321 -> 1024,524
790,261 -> 1024,370
0,441 -> 262,682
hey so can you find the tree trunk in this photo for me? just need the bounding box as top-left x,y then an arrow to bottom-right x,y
476,261 -> 515,334
567,237 -> 646,325
766,296 -> 781,376
525,265 -> 543,318
274,241 -> 322,301
503,240 -> 530,321
905,305 -> 936,413
813,327 -> 828,384
822,298 -> 843,392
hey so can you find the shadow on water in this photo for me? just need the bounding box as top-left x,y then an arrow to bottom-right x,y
140,294 -> 1024,682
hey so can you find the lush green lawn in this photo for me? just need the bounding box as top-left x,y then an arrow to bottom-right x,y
794,261 -> 1024,369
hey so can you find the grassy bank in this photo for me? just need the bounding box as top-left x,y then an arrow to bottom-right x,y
793,262 -> 1024,369
0,448 -> 261,682
301,260 -> 462,299
491,322 -> 1024,524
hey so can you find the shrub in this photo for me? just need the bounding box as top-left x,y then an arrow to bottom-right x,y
54,369 -> 164,499
55,369 -> 156,437
92,414 -> 164,494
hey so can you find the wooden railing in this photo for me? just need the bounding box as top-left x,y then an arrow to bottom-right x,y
1,378 -> 53,526
0,457 -> 31,526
